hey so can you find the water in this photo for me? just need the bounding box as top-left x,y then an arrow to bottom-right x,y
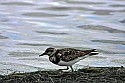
0,0 -> 125,75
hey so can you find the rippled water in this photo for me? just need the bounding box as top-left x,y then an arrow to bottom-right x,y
0,0 -> 125,75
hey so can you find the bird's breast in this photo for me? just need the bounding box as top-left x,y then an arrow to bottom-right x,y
49,56 -> 60,64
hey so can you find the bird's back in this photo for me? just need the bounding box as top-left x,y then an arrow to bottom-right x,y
54,48 -> 98,62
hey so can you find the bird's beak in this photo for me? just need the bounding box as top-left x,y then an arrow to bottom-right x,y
39,53 -> 46,57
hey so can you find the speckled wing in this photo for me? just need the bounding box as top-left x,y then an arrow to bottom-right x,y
56,48 -> 97,62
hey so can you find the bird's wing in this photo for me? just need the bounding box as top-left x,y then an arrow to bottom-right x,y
57,48 -> 93,62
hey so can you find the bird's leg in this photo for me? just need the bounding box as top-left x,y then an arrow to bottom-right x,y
70,66 -> 74,72
59,66 -> 69,71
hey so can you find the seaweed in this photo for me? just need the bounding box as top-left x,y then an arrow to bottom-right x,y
0,67 -> 125,83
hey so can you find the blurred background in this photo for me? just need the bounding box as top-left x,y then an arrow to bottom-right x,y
0,0 -> 125,75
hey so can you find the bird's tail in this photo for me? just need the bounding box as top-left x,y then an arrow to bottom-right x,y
89,49 -> 99,55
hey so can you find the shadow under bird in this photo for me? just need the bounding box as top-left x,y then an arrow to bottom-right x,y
39,47 -> 99,72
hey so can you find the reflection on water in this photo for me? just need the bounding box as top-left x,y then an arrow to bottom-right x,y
0,0 -> 125,75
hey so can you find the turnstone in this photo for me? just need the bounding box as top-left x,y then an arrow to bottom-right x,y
39,47 -> 99,72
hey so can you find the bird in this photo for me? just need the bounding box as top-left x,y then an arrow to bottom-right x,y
39,47 -> 99,72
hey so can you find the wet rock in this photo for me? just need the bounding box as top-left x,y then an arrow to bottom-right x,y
0,67 -> 125,83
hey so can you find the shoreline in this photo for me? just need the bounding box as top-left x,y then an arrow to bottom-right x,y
0,67 -> 125,83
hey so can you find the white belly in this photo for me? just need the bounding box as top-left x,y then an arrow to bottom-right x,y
57,55 -> 89,66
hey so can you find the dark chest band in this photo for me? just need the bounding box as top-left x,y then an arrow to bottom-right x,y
49,55 -> 60,64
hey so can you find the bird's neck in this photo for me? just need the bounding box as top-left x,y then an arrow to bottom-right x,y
49,50 -> 60,64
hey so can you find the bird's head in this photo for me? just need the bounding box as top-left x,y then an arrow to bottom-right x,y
39,47 -> 56,56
